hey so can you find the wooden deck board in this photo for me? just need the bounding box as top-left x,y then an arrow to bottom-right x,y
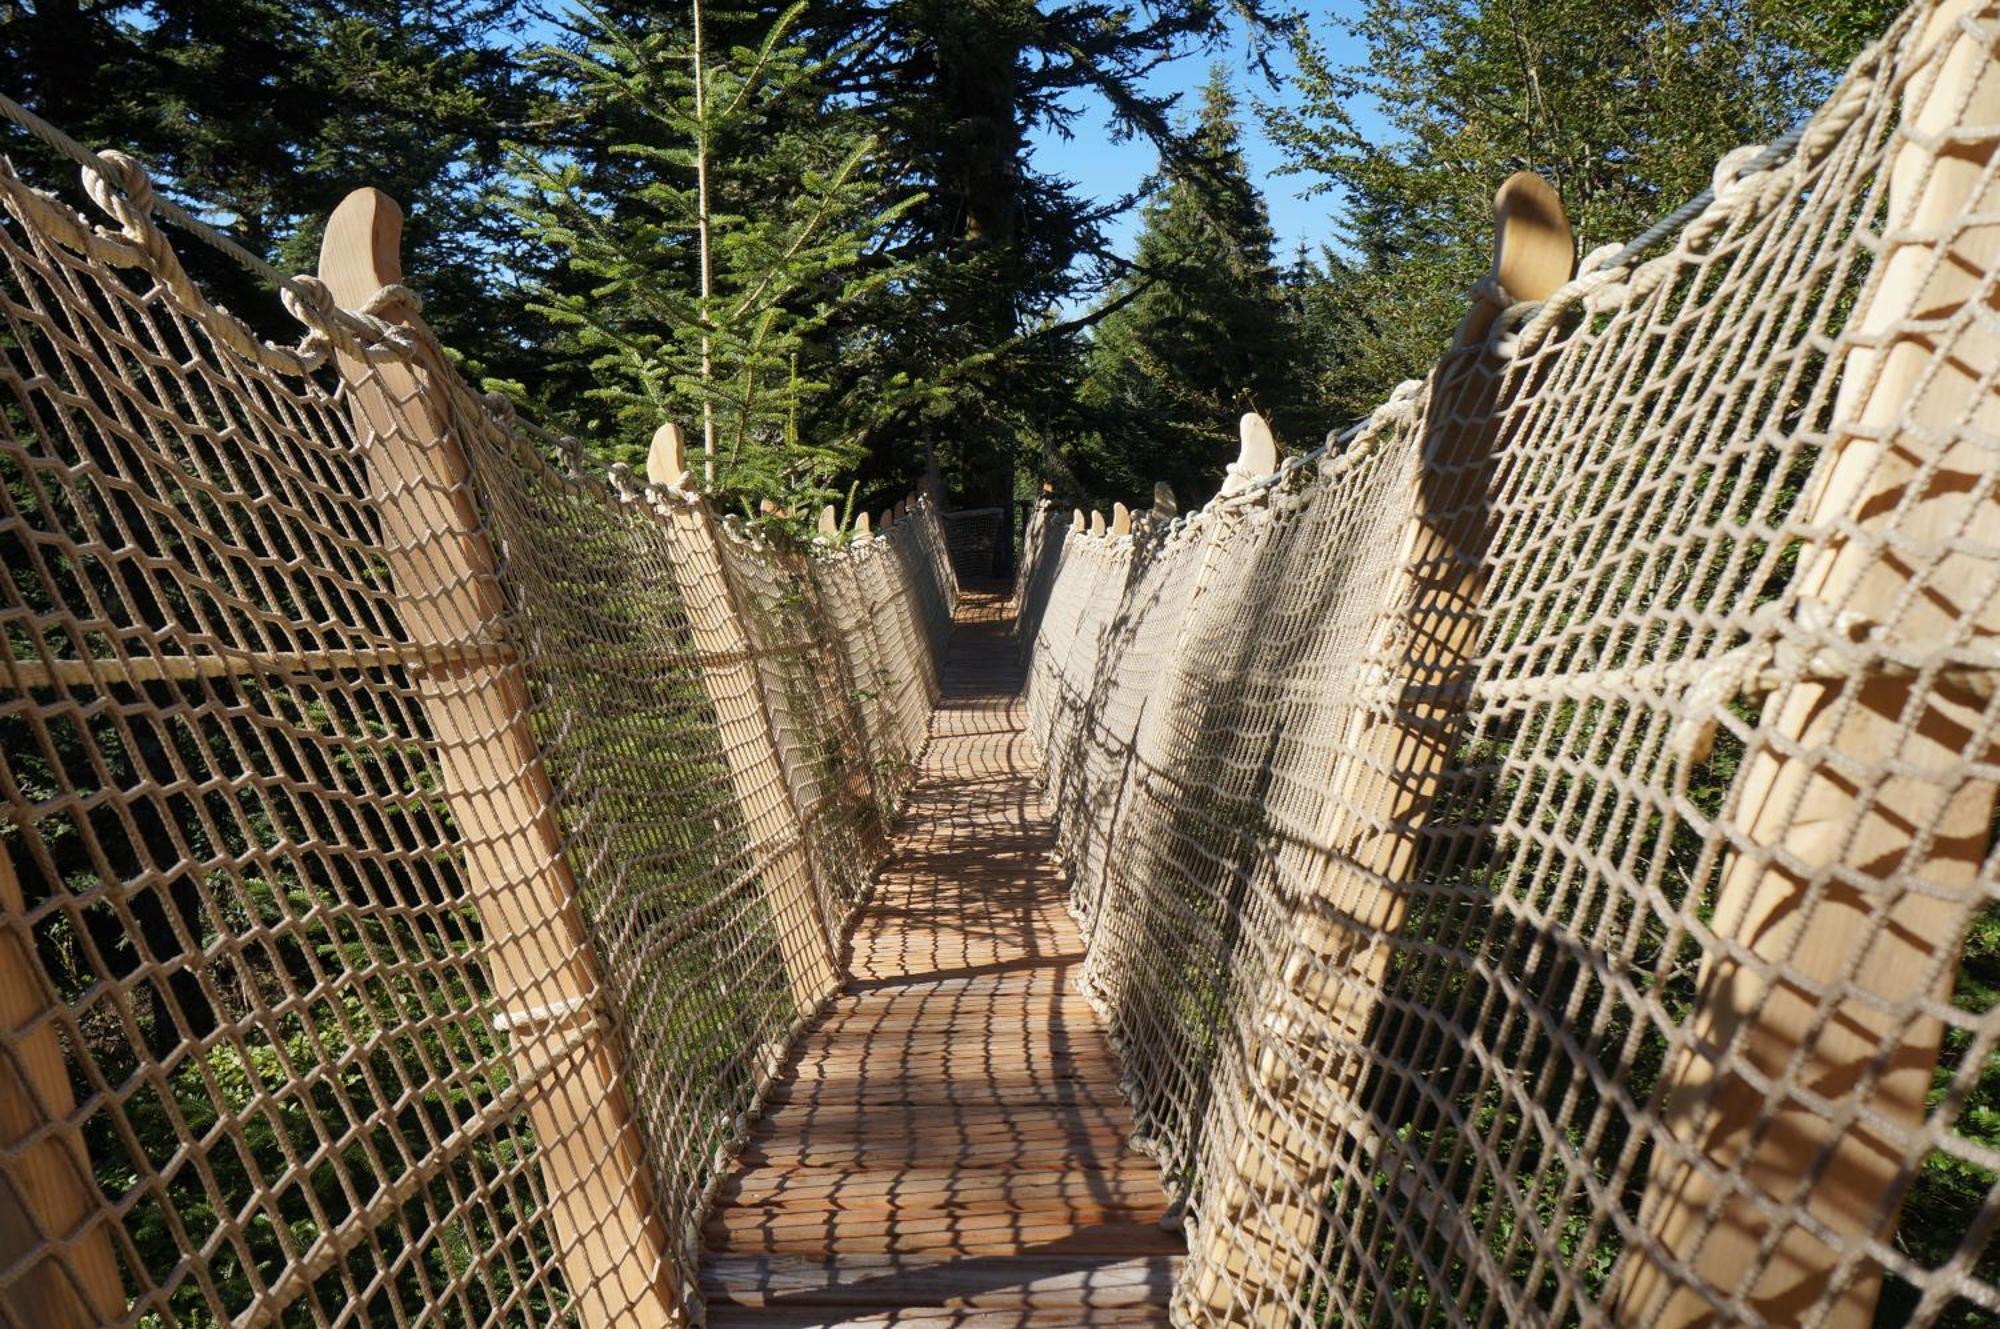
698,588 -> 1178,1327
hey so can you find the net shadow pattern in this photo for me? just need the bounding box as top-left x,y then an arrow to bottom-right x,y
0,147 -> 954,1324
1019,6 -> 2000,1326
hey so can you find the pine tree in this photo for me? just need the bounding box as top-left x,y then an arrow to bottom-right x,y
509,1 -> 917,511
1077,71 -> 1298,507
772,1 -> 1294,525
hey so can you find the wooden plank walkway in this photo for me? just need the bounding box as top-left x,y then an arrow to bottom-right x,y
699,587 -> 1180,1327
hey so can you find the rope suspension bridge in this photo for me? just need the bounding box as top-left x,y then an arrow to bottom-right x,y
3,1 -> 2000,1326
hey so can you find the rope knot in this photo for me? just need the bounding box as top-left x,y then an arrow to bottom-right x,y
282,274 -> 338,320
87,149 -> 154,217
1712,143 -> 1772,198
365,283 -> 423,317
1466,273 -> 1514,311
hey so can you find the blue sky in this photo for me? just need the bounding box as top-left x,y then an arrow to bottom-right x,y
1024,11 -> 1381,270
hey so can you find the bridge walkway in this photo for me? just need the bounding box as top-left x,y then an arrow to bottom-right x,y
698,587 -> 1180,1327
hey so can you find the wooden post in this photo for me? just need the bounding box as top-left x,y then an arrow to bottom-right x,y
1184,174 -> 1573,1327
1089,510 -> 1107,537
856,511 -> 872,537
1070,509 -> 1085,534
319,190 -> 680,1329
1222,413 -> 1279,498
1617,7 -> 2000,1324
816,505 -> 839,540
1,855 -> 125,1328
644,424 -> 841,1013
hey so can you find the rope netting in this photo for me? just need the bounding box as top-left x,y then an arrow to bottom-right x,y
0,127 -> 954,1327
1020,2 -> 2000,1326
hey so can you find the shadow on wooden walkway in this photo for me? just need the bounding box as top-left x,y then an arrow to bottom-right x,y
700,586 -> 1179,1327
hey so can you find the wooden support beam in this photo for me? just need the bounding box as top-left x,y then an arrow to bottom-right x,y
0,855 -> 126,1328
1185,172 -> 1574,1327
320,189 -> 680,1329
645,424 -> 841,1015
1618,7 -> 2000,1324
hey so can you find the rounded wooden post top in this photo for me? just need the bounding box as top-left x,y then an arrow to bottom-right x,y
648,423 -> 690,489
1221,413 -> 1279,497
1111,502 -> 1131,536
1237,413 -> 1278,476
856,511 -> 872,536
319,187 -> 404,307
817,505 -> 839,538
1088,510 -> 1106,537
1458,172 -> 1574,347
1070,509 -> 1085,533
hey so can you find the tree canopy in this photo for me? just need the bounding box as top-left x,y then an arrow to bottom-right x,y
0,0 -> 1902,515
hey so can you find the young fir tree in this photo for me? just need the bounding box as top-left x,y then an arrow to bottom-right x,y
509,1 -> 916,512
1078,71 -> 1298,507
1265,0 -> 1901,419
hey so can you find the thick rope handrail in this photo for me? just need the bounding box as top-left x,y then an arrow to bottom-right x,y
0,91 -> 421,371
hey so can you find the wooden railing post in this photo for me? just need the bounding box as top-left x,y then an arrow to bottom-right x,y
1,854 -> 125,1328
1183,176 -> 1572,1327
1617,7 -> 2000,1324
1164,415 -> 1279,670
319,190 -> 680,1329
643,425 -> 841,1013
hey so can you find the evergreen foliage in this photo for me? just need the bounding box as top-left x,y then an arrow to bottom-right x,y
1078,71 -> 1300,507
1,0 -> 532,367
778,0 -> 1291,517
507,1 -> 916,510
1265,0 -> 1904,421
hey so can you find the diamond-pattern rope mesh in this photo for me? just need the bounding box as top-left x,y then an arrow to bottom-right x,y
1020,3 -> 2000,1325
10,0 -> 2000,1325
0,134 -> 954,1325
